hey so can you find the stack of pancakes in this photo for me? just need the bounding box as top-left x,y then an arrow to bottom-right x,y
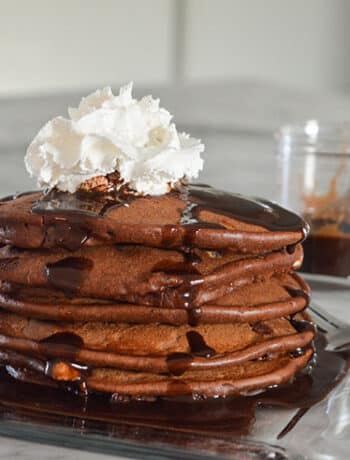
0,184 -> 314,398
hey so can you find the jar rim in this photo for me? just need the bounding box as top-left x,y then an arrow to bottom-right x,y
275,120 -> 350,154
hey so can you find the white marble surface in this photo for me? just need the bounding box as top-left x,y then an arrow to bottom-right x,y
0,85 -> 349,459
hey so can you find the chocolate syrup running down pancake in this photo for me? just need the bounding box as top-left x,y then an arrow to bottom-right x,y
167,331 -> 216,376
45,257 -> 93,295
40,332 -> 84,353
186,331 -> 215,358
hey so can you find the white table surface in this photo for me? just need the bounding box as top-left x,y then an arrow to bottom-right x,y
0,85 -> 349,459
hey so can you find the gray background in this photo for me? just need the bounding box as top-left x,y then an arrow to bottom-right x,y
2,0 -> 350,95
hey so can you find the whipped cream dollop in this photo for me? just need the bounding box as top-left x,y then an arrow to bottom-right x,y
25,83 -> 204,195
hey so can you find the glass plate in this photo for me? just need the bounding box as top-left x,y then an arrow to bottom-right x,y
0,275 -> 348,460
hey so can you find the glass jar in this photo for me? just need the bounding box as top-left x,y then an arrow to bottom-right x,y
276,121 -> 350,277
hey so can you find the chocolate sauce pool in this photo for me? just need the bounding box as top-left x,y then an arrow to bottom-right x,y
0,335 -> 347,440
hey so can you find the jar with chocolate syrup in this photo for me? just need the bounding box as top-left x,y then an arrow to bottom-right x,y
276,121 -> 350,277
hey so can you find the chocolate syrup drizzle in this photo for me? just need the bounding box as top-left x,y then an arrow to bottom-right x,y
33,183 -> 306,233
187,331 -> 215,358
39,332 -> 89,393
167,331 -> 216,376
31,189 -> 134,251
29,184 -> 309,252
40,332 -> 84,353
180,184 -> 308,233
45,257 -> 93,295
33,189 -> 133,217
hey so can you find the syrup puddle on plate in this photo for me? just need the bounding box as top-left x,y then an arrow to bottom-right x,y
0,334 -> 347,442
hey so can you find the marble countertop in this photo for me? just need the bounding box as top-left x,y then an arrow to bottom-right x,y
0,85 -> 349,459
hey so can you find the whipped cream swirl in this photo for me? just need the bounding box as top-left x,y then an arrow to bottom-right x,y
25,83 -> 204,195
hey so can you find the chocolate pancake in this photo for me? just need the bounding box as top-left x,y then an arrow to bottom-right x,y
0,273 -> 308,324
0,328 -> 313,374
0,244 -> 303,307
0,184 -> 314,401
0,307 -> 314,395
0,185 -> 308,252
2,348 -> 314,397
0,311 -> 307,355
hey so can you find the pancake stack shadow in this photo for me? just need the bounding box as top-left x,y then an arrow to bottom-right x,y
0,184 -> 315,399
